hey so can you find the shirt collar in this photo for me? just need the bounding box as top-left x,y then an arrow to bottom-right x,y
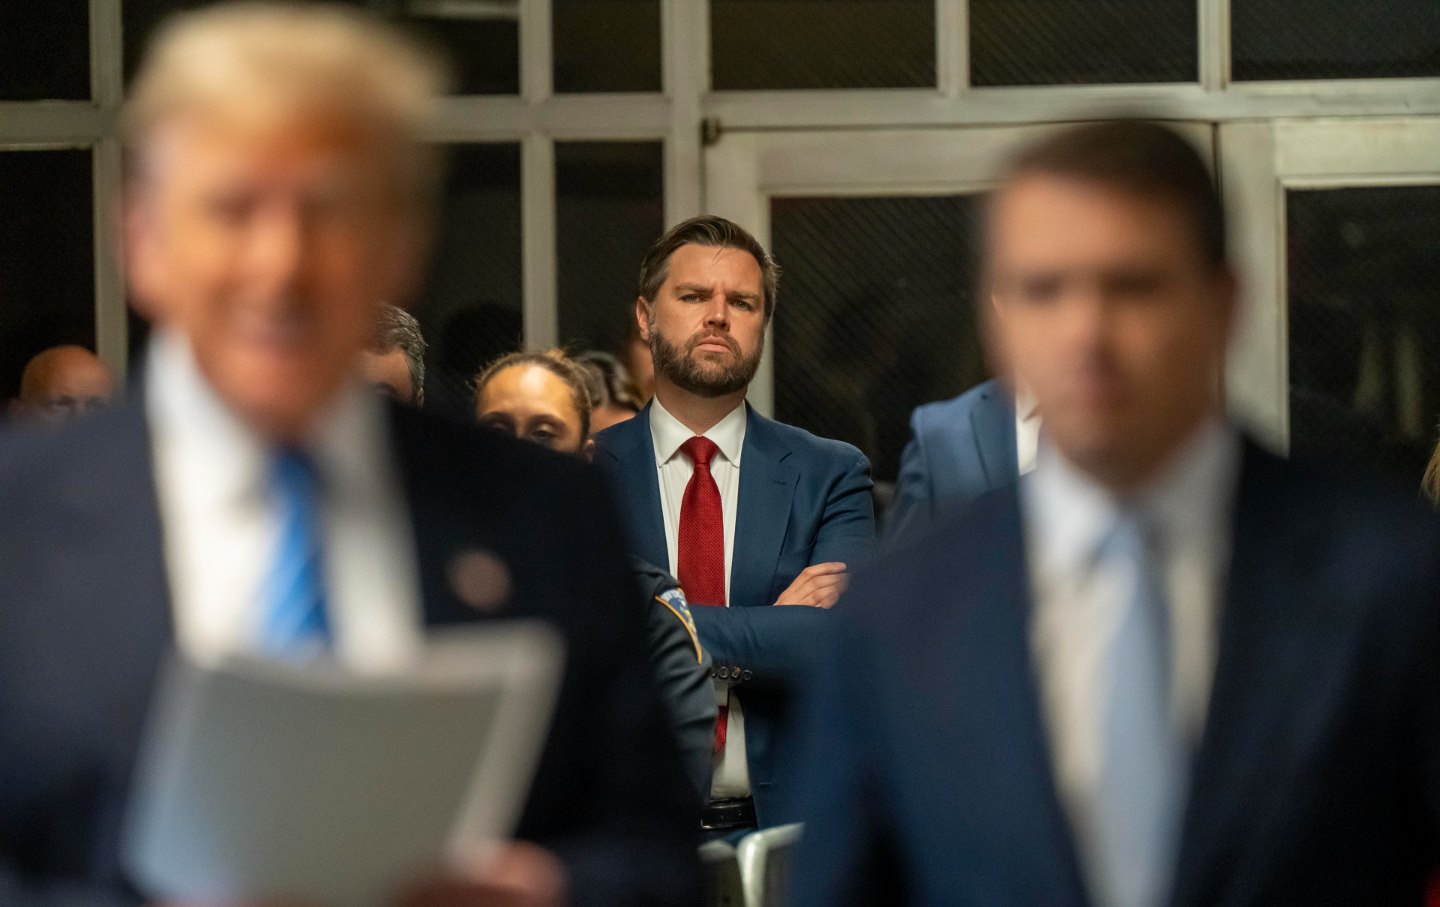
1024,417 -> 1240,580
145,329 -> 392,507
1016,388 -> 1040,423
649,395 -> 747,468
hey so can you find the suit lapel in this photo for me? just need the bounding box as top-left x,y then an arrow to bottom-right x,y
1170,444 -> 1352,907
971,380 -> 1018,488
732,406 -> 798,608
599,404 -> 668,570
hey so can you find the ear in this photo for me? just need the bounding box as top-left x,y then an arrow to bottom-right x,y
635,296 -> 653,343
582,437 -> 596,462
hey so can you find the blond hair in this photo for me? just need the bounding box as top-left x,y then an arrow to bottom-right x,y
123,1 -> 448,207
1424,437 -> 1440,504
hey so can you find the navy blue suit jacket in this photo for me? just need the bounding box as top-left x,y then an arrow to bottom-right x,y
0,403 -> 699,906
792,441 -> 1440,905
593,403 -> 875,822
886,378 -> 1016,543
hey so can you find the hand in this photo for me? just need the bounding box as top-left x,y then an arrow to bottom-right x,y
774,562 -> 848,608
392,841 -> 568,907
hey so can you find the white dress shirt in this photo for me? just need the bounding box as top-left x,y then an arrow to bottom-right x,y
146,331 -> 423,673
649,396 -> 751,799
1015,391 -> 1041,477
1021,418 -> 1240,889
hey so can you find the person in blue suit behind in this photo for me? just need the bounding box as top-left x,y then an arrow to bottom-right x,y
886,375 -> 1037,543
791,120 -> 1440,905
594,215 -> 876,836
0,5 -> 697,905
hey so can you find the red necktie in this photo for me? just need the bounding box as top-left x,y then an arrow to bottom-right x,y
677,436 -> 728,754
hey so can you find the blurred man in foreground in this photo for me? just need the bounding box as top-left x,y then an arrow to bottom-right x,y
474,348 -> 717,803
0,5 -> 697,905
791,121 -> 1440,905
361,304 -> 426,405
9,344 -> 116,425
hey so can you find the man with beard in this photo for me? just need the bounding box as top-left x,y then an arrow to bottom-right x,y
593,215 -> 876,837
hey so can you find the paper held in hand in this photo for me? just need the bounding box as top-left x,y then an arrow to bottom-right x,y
123,621 -> 566,906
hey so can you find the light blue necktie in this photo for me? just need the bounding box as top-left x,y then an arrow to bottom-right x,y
1093,510 -> 1188,907
259,448 -> 331,658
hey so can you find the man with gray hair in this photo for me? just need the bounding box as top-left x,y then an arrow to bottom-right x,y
362,304 -> 427,405
0,4 -> 698,905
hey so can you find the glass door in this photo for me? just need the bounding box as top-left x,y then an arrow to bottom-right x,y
1221,117 -> 1440,485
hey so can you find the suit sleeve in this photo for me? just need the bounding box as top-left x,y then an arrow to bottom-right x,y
645,591 -> 717,806
689,605 -> 829,689
525,470 -> 701,906
810,450 -> 878,568
884,406 -> 932,547
691,449 -> 876,688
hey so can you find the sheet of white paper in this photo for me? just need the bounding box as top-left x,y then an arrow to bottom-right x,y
123,622 -> 565,907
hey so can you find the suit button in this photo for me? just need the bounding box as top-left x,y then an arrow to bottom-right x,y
741,669 -> 753,682
718,666 -> 731,680
709,666 -> 718,679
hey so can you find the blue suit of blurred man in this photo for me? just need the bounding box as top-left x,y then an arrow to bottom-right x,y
792,120 -> 1440,906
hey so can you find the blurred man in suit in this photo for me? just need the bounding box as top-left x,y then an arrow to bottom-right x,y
593,216 -> 876,835
0,5 -> 697,905
361,304 -> 426,406
9,344 -> 116,425
791,120 -> 1440,906
886,375 -> 1038,542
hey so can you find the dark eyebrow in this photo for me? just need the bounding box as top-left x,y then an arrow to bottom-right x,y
674,283 -> 713,296
729,291 -> 760,303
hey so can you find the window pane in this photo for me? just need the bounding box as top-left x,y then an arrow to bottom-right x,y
0,0 -> 89,100
1287,186 -> 1440,487
970,0 -> 1196,86
556,142 -> 664,359
711,0 -> 935,91
554,0 -> 661,93
0,151 -> 95,402
124,0 -> 520,94
771,194 -> 986,484
1233,0 -> 1440,81
416,144 -> 523,421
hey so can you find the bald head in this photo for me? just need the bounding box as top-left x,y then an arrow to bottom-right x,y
12,346 -> 117,425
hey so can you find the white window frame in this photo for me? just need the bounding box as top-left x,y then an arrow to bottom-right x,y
2,0 -> 1438,388
1220,117 -> 1440,451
